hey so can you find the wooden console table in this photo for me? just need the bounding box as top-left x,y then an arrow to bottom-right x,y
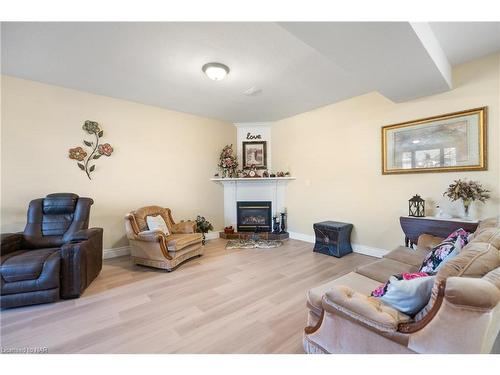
400,216 -> 479,248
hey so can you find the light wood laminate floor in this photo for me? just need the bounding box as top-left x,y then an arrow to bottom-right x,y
0,239 -> 374,354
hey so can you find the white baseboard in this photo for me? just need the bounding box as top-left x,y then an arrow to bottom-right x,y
103,246 -> 131,259
288,231 -> 315,243
351,244 -> 388,258
289,231 -> 387,258
204,231 -> 220,240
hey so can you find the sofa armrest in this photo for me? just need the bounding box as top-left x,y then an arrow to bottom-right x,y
171,221 -> 196,234
1,232 -> 24,255
404,278 -> 500,353
133,230 -> 172,259
322,285 -> 411,333
125,213 -> 141,234
136,229 -> 167,242
66,228 -> 102,243
417,234 -> 443,251
444,277 -> 500,310
60,228 -> 103,298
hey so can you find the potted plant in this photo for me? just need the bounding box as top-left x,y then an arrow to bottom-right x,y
443,179 -> 490,219
195,215 -> 214,245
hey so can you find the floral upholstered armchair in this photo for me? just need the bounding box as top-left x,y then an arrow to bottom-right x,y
125,206 -> 203,271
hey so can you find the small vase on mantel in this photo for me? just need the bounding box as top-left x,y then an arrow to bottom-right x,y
462,199 -> 472,220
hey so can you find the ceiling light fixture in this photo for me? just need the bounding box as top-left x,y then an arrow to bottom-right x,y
202,62 -> 230,81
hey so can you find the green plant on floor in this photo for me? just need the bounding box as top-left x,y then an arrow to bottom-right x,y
195,215 -> 214,245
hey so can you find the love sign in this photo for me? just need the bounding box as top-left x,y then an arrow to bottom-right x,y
246,132 -> 262,140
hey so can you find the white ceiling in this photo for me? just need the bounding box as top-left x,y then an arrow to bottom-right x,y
430,22 -> 500,66
1,22 -> 499,122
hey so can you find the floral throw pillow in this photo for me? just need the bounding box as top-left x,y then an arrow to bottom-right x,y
419,228 -> 470,273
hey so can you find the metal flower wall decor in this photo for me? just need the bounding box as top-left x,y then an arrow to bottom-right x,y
68,120 -> 113,180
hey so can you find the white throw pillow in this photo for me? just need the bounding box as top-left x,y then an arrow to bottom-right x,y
379,275 -> 435,316
146,215 -> 170,235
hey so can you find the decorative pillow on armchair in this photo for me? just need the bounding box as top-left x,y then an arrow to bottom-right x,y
146,215 -> 170,235
371,272 -> 435,316
419,228 -> 470,273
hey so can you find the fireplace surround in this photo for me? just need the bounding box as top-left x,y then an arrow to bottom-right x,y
211,176 -> 295,239
237,201 -> 272,232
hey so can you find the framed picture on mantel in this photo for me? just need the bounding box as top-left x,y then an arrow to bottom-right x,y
242,141 -> 267,169
382,107 -> 487,174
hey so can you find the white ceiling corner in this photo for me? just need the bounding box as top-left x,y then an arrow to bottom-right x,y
410,22 -> 452,89
429,22 -> 500,66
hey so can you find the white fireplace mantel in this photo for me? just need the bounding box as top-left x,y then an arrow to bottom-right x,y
210,177 -> 295,182
211,177 -> 295,228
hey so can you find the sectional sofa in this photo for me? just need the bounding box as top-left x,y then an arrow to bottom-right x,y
304,217 -> 500,354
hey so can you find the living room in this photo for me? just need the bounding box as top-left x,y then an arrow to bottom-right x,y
1,0 -> 500,372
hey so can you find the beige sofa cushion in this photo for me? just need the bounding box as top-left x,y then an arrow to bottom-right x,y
324,285 -> 411,332
417,234 -> 445,251
356,258 -> 418,283
167,242 -> 204,258
474,217 -> 499,233
472,226 -> 500,249
167,233 -> 203,251
307,272 -> 380,315
171,221 -> 197,234
383,246 -> 430,268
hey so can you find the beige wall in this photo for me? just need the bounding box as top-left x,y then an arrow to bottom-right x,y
1,76 -> 236,249
272,53 -> 500,251
2,53 -> 499,253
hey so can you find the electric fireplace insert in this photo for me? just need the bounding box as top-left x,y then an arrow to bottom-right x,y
236,201 -> 272,232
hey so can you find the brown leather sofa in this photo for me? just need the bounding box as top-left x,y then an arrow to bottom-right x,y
304,217 -> 500,354
125,206 -> 203,271
1,193 -> 103,309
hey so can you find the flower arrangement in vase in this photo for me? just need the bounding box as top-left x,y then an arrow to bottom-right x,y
218,144 -> 238,178
443,179 -> 490,219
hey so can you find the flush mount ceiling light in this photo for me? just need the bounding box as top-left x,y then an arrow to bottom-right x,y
202,62 -> 230,81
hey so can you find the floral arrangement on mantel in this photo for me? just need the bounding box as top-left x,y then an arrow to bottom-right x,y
69,120 -> 113,180
443,179 -> 490,218
218,144 -> 238,178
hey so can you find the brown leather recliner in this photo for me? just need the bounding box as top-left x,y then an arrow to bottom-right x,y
1,193 -> 103,309
125,206 -> 203,271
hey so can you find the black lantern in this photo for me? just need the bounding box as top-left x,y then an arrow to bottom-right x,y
409,194 -> 425,217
